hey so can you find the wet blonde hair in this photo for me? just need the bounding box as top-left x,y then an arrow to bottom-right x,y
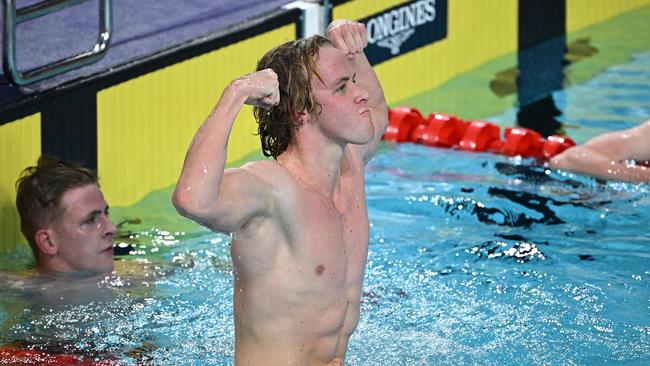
254,35 -> 333,158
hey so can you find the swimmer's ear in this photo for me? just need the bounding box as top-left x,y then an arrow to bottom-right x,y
293,109 -> 310,125
34,229 -> 58,256
289,110 -> 310,131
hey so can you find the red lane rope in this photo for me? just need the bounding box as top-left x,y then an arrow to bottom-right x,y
384,106 -> 576,160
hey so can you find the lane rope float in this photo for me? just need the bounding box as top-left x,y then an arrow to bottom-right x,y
383,106 -> 576,160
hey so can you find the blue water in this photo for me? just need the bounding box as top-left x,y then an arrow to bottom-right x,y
1,51 -> 650,365
354,148 -> 649,365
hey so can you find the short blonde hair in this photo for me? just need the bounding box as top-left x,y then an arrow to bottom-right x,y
15,156 -> 98,258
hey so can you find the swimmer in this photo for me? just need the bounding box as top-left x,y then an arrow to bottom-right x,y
173,19 -> 388,365
3,157 -> 163,363
14,155 -> 116,276
549,119 -> 650,182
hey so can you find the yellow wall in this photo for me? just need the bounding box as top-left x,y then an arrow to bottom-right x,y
97,25 -> 296,206
567,0 -> 650,33
0,114 -> 41,253
334,0 -> 518,108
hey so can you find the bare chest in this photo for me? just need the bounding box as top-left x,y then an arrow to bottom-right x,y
288,190 -> 369,286
231,174 -> 370,294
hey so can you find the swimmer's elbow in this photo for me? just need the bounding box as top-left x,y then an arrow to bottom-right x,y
172,189 -> 239,232
549,147 -> 586,172
549,153 -> 571,171
172,188 -> 209,221
172,189 -> 194,218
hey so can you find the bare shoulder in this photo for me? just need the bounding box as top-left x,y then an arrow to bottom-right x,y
240,159 -> 283,173
238,160 -> 293,184
234,160 -> 306,230
238,159 -> 302,200
221,160 -> 286,189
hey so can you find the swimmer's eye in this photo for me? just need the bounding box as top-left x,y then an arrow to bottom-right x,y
82,209 -> 106,225
83,213 -> 99,225
336,74 -> 357,93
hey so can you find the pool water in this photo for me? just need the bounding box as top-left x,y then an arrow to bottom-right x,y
1,52 -> 650,365
354,148 -> 649,365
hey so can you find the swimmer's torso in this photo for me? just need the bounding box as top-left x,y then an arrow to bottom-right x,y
230,158 -> 369,366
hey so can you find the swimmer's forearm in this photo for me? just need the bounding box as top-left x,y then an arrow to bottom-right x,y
550,146 -> 650,182
352,53 -> 388,130
571,161 -> 650,182
173,83 -> 247,217
601,163 -> 650,182
345,49 -> 389,163
351,52 -> 386,112
327,19 -> 388,131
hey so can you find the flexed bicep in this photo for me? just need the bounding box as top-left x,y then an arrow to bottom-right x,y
174,166 -> 272,234
204,167 -> 273,233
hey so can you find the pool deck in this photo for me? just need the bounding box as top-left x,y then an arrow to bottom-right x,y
0,0 -> 295,108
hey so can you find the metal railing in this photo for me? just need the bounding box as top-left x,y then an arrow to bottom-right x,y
2,0 -> 112,86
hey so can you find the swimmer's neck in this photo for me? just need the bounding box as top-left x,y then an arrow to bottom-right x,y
276,149 -> 344,200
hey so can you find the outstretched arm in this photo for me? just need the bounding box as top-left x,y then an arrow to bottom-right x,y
327,19 -> 389,164
549,120 -> 650,182
173,70 -> 280,233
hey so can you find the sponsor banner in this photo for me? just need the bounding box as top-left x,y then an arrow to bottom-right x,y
360,0 -> 448,65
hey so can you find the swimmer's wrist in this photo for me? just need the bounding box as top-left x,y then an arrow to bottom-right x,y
222,79 -> 251,106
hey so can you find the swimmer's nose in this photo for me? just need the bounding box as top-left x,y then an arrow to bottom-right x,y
103,215 -> 117,240
354,83 -> 369,105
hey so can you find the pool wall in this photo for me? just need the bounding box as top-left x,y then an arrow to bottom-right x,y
1,0 -> 649,254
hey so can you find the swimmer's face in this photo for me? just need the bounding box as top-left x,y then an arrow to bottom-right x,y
46,184 -> 116,274
310,46 -> 374,145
